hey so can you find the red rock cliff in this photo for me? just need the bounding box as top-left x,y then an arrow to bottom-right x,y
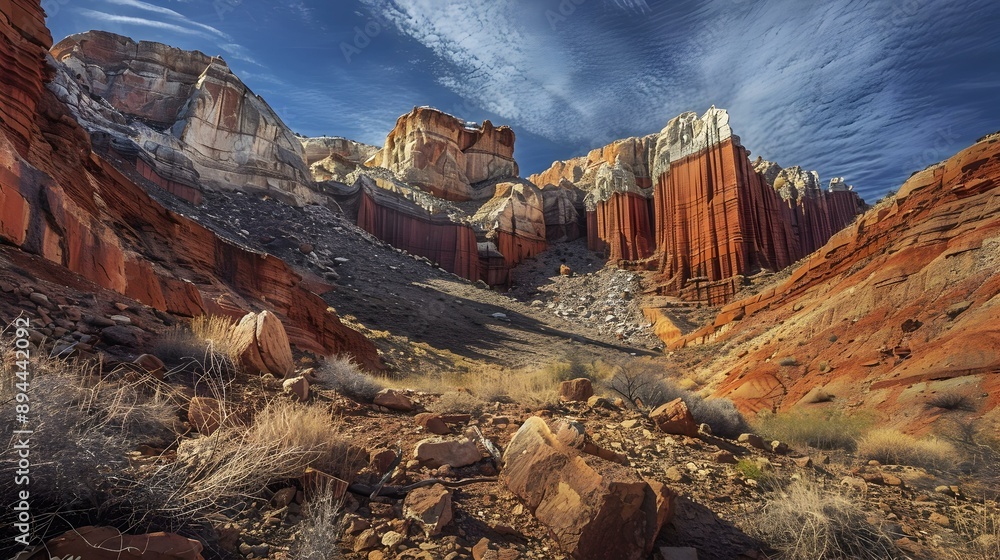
367,107 -> 518,202
681,133 -> 1000,427
0,0 -> 379,370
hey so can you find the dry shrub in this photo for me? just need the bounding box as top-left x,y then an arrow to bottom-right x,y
174,400 -> 359,509
294,482 -> 346,560
0,340 -> 185,540
856,428 -> 957,470
312,355 -> 384,401
746,480 -> 900,559
754,409 -> 871,451
153,315 -> 240,371
926,392 -> 976,412
605,359 -> 748,437
429,390 -> 485,414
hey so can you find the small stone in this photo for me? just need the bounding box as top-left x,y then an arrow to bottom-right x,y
558,378 -> 594,403
381,531 -> 405,550
272,486 -> 296,508
713,450 -> 737,464
403,484 -> 453,537
928,512 -> 951,527
664,466 -> 689,483
133,354 -> 166,380
374,389 -> 413,411
934,485 -> 955,497
29,292 -> 52,308
299,243 -> 314,254
415,413 -> 450,435
559,264 -> 572,276
792,456 -> 813,468
110,314 -> 131,325
354,529 -> 379,552
771,440 -> 789,454
282,376 -> 310,401
738,433 -> 767,450
621,419 -> 639,429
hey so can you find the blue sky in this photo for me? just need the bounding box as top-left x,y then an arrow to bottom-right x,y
46,0 -> 1000,202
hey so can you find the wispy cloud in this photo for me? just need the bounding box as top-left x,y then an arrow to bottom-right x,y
358,0 -> 1000,201
100,0 -> 231,39
76,9 -> 218,38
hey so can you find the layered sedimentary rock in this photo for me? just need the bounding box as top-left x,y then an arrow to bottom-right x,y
682,133 -> 1000,430
367,107 -> 518,201
301,136 -> 378,182
532,137 -> 657,252
0,2 -> 378,370
541,180 -> 584,242
356,177 -> 481,281
50,31 -> 317,204
471,180 -> 547,273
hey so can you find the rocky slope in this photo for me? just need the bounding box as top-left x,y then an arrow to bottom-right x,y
0,1 -> 377,368
684,132 -> 1000,430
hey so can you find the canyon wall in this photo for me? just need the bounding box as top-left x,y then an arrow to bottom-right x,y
685,133 -> 1000,426
50,30 -> 317,205
536,107 -> 865,304
0,1 -> 379,369
367,107 -> 518,202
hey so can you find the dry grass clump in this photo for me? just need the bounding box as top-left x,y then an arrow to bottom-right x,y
926,392 -> 976,412
429,390 -> 485,414
0,337 -> 184,536
754,409 -> 872,451
172,400 -> 359,510
746,480 -> 900,560
952,505 -> 1000,560
153,315 -> 241,371
856,428 -> 957,470
463,363 -> 559,406
312,355 -> 384,401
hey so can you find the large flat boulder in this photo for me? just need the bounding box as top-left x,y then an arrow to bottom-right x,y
502,417 -> 675,560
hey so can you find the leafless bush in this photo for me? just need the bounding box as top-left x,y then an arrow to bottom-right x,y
745,480 -> 900,559
152,315 -> 240,374
312,355 -> 384,401
926,392 -> 976,412
294,484 -> 346,560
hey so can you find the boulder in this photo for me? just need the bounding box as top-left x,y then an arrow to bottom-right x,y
415,413 -> 451,435
188,397 -> 223,435
502,417 -> 674,559
414,437 -> 482,468
374,389 -> 414,411
255,311 -> 294,378
230,311 -> 294,378
559,378 -> 594,403
649,398 -> 698,437
403,484 -> 454,536
23,526 -> 204,560
282,376 -> 310,401
133,354 -> 166,380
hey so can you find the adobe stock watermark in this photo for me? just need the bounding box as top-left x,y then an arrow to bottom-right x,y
214,0 -> 243,21
40,0 -> 71,18
905,126 -> 960,174
341,11 -> 392,64
547,0 -> 589,31
10,316 -> 33,550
